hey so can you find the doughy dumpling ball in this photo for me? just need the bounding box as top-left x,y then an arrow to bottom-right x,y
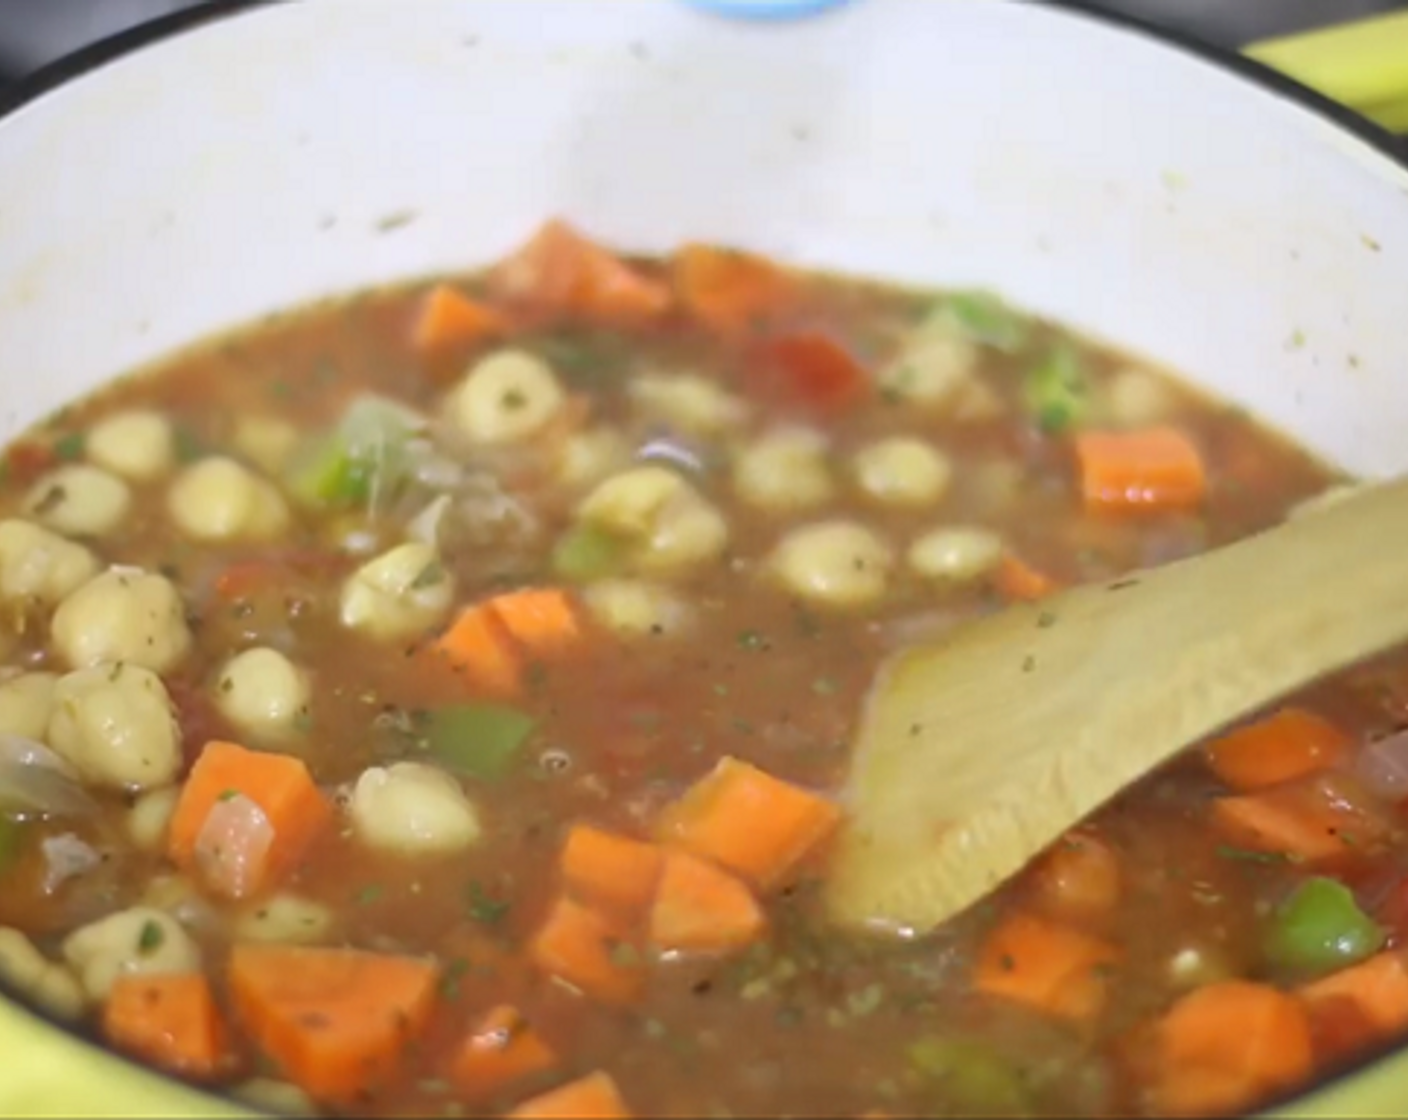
24,465 -> 132,539
46,663 -> 181,792
85,410 -> 176,481
213,647 -> 311,742
0,520 -> 99,609
167,456 -> 290,543
50,567 -> 191,673
767,520 -> 893,610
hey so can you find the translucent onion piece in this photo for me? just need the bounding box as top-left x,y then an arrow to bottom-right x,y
193,793 -> 274,900
0,734 -> 99,819
1355,728 -> 1408,801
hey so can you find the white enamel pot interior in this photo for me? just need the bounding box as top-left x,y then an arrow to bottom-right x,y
0,0 -> 1405,1115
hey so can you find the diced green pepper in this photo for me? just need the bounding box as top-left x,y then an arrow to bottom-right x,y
1263,876 -> 1384,978
552,524 -> 626,583
284,394 -> 425,511
942,290 -> 1031,353
425,703 -> 537,781
1022,344 -> 1091,433
908,1037 -> 1032,1117
286,434 -> 375,508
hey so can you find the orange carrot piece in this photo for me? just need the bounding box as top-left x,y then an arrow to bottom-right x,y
491,220 -> 670,325
993,553 -> 1059,602
103,973 -> 227,1079
489,588 -> 584,660
433,602 -> 525,697
1148,980 -> 1313,1116
449,1004 -> 557,1102
648,850 -> 766,955
673,243 -> 796,335
974,910 -> 1119,1023
1074,427 -> 1207,513
752,331 -> 870,414
528,895 -> 644,1006
412,284 -> 506,356
227,944 -> 439,1106
507,1070 -> 633,1119
561,825 -> 664,917
654,756 -> 842,894
1300,950 -> 1408,1038
1028,831 -> 1122,925
167,740 -> 331,900
1205,707 -> 1350,793
1210,780 -> 1382,864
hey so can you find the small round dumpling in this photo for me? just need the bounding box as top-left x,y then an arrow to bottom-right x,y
50,566 -> 191,673
0,672 -> 58,741
85,410 -> 176,481
340,542 -> 454,641
732,427 -> 834,513
556,427 -> 632,493
907,526 -> 1005,584
232,415 -> 301,476
61,907 -> 200,1003
349,762 -> 482,855
578,466 -> 728,575
768,520 -> 893,610
24,465 -> 132,539
0,927 -> 85,1020
628,373 -> 750,437
878,327 -> 980,411
447,349 -> 565,446
852,437 -> 953,508
582,578 -> 693,639
167,456 -> 290,543
0,519 -> 99,608
213,647 -> 311,742
235,894 -> 333,945
47,662 -> 181,792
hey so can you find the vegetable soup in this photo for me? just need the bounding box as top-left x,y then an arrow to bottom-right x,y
0,221 -> 1400,1118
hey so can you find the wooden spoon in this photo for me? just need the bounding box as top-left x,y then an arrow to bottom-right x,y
824,476 -> 1408,936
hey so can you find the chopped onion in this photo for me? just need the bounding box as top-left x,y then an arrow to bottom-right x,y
193,793 -> 274,900
1355,729 -> 1408,801
39,832 -> 100,894
0,735 -> 98,819
636,434 -> 707,477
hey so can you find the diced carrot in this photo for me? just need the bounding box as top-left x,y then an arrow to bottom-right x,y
560,825 -> 664,917
1299,950 -> 1408,1038
648,850 -> 766,955
412,284 -> 506,358
432,603 -> 525,697
993,553 -> 1059,602
227,944 -> 439,1106
973,910 -> 1119,1023
751,331 -> 869,414
528,895 -> 645,1006
673,243 -> 796,335
1302,992 -> 1380,1068
103,973 -> 228,1079
490,220 -> 670,325
449,1004 -> 557,1102
167,741 -> 331,900
1074,427 -> 1207,513
1147,980 -> 1313,1116
654,756 -> 842,894
1204,707 -> 1350,793
1028,831 -> 1122,926
507,1070 -> 633,1119
1211,778 -> 1385,864
489,588 -> 584,660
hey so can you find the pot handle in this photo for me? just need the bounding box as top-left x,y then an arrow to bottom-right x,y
1245,11 -> 1408,136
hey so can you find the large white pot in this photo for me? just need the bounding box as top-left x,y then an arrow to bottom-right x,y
0,1 -> 1405,1114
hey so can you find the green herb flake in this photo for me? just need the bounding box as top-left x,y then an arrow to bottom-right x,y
941,290 -> 1031,353
467,882 -> 510,925
439,957 -> 471,1000
137,919 -> 165,955
410,562 -> 446,591
1023,343 -> 1091,433
1216,845 -> 1289,866
736,629 -> 767,651
355,884 -> 384,905
51,432 -> 85,461
217,788 -> 240,802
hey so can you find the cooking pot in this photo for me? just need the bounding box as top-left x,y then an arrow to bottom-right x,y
0,0 -> 1405,1114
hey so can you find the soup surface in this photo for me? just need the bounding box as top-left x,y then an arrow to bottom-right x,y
0,222 -> 1402,1119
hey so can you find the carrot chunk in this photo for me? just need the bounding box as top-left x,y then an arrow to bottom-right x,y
1205,707 -> 1350,793
528,895 -> 644,1006
227,944 -> 439,1105
449,1004 -> 557,1102
490,220 -> 669,325
648,850 -> 766,955
1027,831 -> 1122,926
993,553 -> 1059,602
412,284 -> 506,357
561,825 -> 664,917
103,973 -> 228,1079
489,588 -> 584,660
654,756 -> 841,894
751,331 -> 869,414
1211,778 -> 1385,864
1148,980 -> 1313,1116
1300,950 -> 1408,1038
1074,427 -> 1207,513
508,1070 -> 633,1118
974,911 -> 1119,1023
167,741 -> 331,900
673,243 -> 796,335
432,603 -> 525,697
